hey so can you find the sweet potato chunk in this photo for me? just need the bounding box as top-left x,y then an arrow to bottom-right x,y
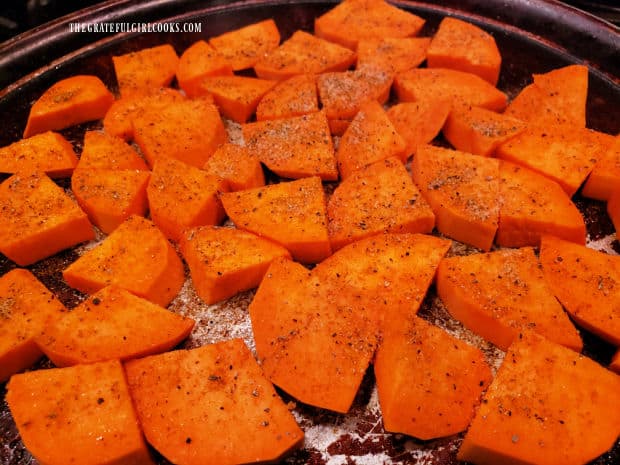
443,104 -> 526,157
427,17 -> 502,85
23,75 -> 114,138
255,74 -> 318,121
611,350 -> 620,374
0,132 -> 77,178
147,157 -> 227,242
437,248 -> 583,351
314,0 -> 425,50
112,44 -> 179,98
242,111 -> 337,180
327,157 -> 434,250
336,100 -> 406,179
125,339 -> 303,465
505,64 -> 588,127
375,315 -> 492,440
250,258 -> 378,413
103,88 -> 185,141
316,233 -> 451,322
198,75 -> 277,123
357,37 -> 430,74
0,269 -> 67,382
540,235 -> 620,345
133,97 -> 227,168
0,172 -> 94,266
220,177 -> 331,263
7,360 -> 153,465
209,19 -> 281,70
412,145 -> 499,251
394,68 -> 507,112
176,40 -> 233,98
255,30 -> 356,80
63,215 -> 184,307
609,189 -> 620,232
459,333 -> 620,465
78,131 -> 148,171
582,135 -> 620,200
317,65 -> 393,121
180,225 -> 291,305
386,100 -> 451,157
202,143 -> 265,192
72,168 -> 150,234
496,125 -> 608,196
38,286 -> 193,366
497,161 -> 586,247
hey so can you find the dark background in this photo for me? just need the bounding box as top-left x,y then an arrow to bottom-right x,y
0,0 -> 618,43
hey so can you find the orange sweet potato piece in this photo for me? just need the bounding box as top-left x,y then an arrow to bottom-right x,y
336,100 -> 406,179
427,17 -> 502,85
496,125 -> 607,196
147,156 -> 227,242
203,143 -> 265,191
443,104 -> 526,157
72,168 -> 150,234
314,0 -> 425,50
375,315 -> 492,440
582,135 -> 620,200
357,37 -> 430,74
78,130 -> 148,171
436,248 -> 583,351
412,145 -> 499,251
7,360 -> 153,465
540,235 -> 620,345
209,19 -> 281,71
386,100 -> 451,157
63,215 -> 184,307
327,157 -> 434,250
197,75 -> 277,123
328,118 -> 351,136
250,258 -> 378,413
255,74 -> 318,121
125,338 -> 303,464
317,65 -> 393,121
505,65 -> 588,127
0,172 -> 94,266
38,286 -> 193,367
608,189 -> 620,232
23,75 -> 114,138
394,68 -> 507,112
0,269 -> 67,382
459,332 -> 620,465
133,97 -> 227,168
103,88 -> 185,141
220,177 -> 332,263
0,131 -> 77,178
180,225 -> 291,304
176,40 -> 233,98
315,233 -> 451,323
497,161 -> 586,247
112,44 -> 179,98
611,350 -> 620,374
242,111 -> 337,180
254,30 -> 356,80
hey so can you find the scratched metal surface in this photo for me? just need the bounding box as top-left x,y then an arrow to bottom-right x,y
0,1 -> 619,464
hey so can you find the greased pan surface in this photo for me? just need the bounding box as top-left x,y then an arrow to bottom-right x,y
0,1 -> 619,464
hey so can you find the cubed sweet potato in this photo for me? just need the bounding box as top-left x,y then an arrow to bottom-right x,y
0,172 -> 94,266
125,339 -> 303,465
202,143 -> 265,192
0,269 -> 67,382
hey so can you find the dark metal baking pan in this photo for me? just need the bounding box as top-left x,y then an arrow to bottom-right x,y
0,1 -> 618,464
